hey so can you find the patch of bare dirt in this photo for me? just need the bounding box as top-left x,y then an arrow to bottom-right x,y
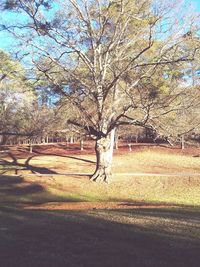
1,141 -> 199,159
24,201 -> 179,211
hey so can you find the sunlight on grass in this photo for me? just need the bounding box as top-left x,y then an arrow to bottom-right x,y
1,147 -> 200,206
113,150 -> 200,174
0,173 -> 197,206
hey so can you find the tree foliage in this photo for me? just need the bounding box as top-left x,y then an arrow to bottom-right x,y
0,50 -> 35,138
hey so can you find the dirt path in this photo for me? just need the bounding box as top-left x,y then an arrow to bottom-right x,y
24,201 -> 183,211
2,172 -> 200,177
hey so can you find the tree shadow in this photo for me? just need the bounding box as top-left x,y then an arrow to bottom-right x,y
113,206 -> 200,223
0,152 -> 58,175
0,206 -> 199,267
0,175 -> 24,186
0,175 -> 45,198
0,183 -> 44,196
34,149 -> 96,164
0,174 -> 84,204
64,155 -> 95,164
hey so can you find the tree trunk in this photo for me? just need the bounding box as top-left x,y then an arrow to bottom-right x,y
0,134 -> 8,145
80,139 -> 84,150
90,129 -> 115,183
114,132 -> 118,150
70,136 -> 74,144
29,142 -> 33,153
181,135 -> 185,150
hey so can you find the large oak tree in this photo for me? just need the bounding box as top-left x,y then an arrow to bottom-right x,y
1,0 -> 199,181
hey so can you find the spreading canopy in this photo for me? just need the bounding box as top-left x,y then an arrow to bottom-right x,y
1,0 -> 200,180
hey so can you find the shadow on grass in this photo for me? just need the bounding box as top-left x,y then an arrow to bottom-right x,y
0,176 -> 44,196
0,174 -> 45,201
34,149 -> 96,164
0,174 -> 85,205
0,152 -> 58,175
1,150 -> 95,176
0,206 -> 199,267
113,207 -> 200,225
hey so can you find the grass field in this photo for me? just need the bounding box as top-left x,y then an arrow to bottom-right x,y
0,143 -> 200,205
0,143 -> 200,266
0,205 -> 200,267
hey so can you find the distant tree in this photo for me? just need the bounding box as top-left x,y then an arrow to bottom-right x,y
158,84 -> 200,148
0,50 -> 36,143
1,0 -> 200,181
0,50 -> 66,144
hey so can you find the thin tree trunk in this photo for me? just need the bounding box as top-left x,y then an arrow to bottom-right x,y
80,139 -> 84,150
128,143 -> 132,151
29,141 -> 33,153
181,135 -> 185,150
90,129 -> 115,183
114,132 -> 118,150
0,135 -> 8,145
70,136 -> 74,144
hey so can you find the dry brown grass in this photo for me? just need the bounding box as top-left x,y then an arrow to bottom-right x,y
0,144 -> 199,206
1,144 -> 200,267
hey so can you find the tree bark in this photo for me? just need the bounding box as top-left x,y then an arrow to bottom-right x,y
90,129 -> 115,183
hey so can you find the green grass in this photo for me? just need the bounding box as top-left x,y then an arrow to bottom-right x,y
1,146 -> 200,205
0,174 -> 199,206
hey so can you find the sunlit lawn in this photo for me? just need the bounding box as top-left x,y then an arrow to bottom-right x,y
0,146 -> 200,205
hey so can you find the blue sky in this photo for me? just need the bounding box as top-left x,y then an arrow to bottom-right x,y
0,0 -> 199,53
191,0 -> 200,9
